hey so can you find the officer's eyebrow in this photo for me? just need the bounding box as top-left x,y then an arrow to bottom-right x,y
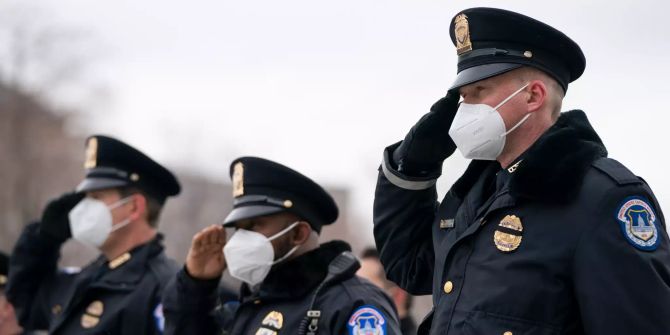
459,84 -> 486,98
235,219 -> 255,230
87,191 -> 103,199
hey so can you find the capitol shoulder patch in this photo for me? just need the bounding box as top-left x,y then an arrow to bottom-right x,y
616,196 -> 660,251
153,303 -> 165,333
347,305 -> 386,335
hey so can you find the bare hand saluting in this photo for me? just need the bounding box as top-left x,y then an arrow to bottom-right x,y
186,225 -> 227,280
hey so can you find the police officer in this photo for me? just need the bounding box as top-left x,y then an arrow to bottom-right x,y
1,251 -> 25,335
6,135 -> 181,334
374,7 -> 670,334
163,156 -> 401,334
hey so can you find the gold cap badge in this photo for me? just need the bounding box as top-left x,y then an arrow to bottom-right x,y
494,215 -> 524,252
232,162 -> 245,198
84,137 -> 98,169
0,274 -> 6,285
454,14 -> 473,55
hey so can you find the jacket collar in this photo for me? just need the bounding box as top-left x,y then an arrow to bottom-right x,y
452,110 -> 608,204
241,240 -> 352,301
90,233 -> 166,289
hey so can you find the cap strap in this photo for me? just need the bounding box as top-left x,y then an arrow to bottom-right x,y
458,48 -> 529,63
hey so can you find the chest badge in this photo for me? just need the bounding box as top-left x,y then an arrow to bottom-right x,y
616,196 -> 660,251
255,310 -> 283,334
493,215 -> 524,252
262,311 -> 283,329
255,327 -> 277,335
81,300 -> 104,329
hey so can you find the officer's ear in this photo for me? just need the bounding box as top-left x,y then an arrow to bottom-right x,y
289,221 -> 312,246
526,79 -> 547,113
127,193 -> 147,223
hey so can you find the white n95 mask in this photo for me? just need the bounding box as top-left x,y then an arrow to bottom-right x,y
448,83 -> 530,160
68,197 -> 133,248
223,221 -> 301,286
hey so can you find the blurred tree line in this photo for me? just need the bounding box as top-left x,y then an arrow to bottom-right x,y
0,4 -> 366,272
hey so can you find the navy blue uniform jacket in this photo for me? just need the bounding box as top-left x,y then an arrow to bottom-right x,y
162,241 -> 402,335
7,223 -> 178,334
374,111 -> 670,334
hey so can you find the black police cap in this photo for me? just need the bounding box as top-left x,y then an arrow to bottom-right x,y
449,7 -> 585,92
0,251 -> 8,287
75,135 -> 181,204
222,157 -> 338,233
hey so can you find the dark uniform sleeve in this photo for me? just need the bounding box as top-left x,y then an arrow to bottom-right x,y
373,145 -> 438,295
6,222 -> 70,330
573,183 -> 670,333
162,267 -> 222,335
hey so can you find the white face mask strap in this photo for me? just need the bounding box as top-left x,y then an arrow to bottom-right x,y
267,221 -> 303,265
503,113 -> 532,137
272,244 -> 300,265
267,221 -> 301,242
108,196 -> 135,233
494,82 -> 530,110
108,196 -> 134,211
110,218 -> 131,232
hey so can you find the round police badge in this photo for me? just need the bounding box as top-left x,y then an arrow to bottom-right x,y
494,215 -> 523,252
616,196 -> 660,251
261,311 -> 283,330
347,305 -> 386,335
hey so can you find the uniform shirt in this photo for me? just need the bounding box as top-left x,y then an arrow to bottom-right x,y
374,110 -> 670,334
7,223 -> 178,334
163,240 -> 402,335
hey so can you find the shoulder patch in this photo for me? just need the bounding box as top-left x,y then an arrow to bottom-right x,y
592,158 -> 641,186
347,305 -> 386,335
616,196 -> 660,251
153,303 -> 165,334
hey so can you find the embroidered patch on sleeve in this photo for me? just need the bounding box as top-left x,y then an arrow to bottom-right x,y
616,196 -> 660,251
153,303 -> 165,333
347,305 -> 386,335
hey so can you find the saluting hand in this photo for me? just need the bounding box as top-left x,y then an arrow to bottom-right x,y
40,192 -> 85,241
186,225 -> 227,280
392,90 -> 460,176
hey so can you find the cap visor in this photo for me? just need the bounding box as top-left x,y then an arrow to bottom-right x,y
76,178 -> 129,193
449,63 -> 523,90
222,205 -> 284,227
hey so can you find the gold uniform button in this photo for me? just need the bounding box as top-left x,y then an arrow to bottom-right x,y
504,331 -> 513,335
443,280 -> 454,294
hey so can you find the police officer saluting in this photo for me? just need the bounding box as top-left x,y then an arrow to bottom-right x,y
163,157 -> 401,334
7,135 -> 181,334
374,7 -> 670,334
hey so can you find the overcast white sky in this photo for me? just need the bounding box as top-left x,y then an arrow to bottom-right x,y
11,0 -> 670,241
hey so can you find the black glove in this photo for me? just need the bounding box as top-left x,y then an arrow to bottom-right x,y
40,192 -> 85,241
392,90 -> 460,176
